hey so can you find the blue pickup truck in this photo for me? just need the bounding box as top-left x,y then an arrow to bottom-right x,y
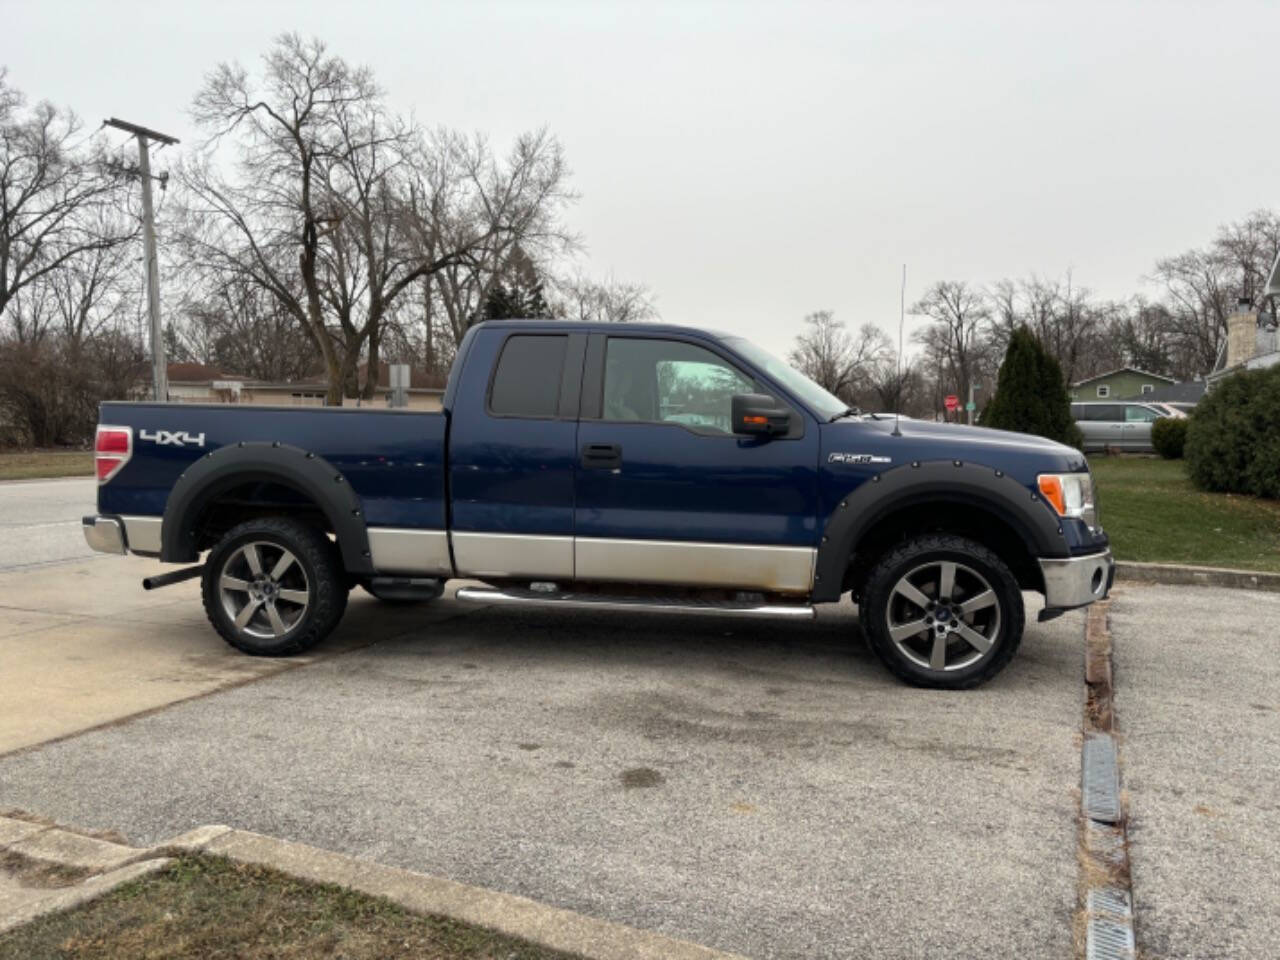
83,320 -> 1113,688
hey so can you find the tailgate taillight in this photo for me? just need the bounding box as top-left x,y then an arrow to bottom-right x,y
95,425 -> 132,484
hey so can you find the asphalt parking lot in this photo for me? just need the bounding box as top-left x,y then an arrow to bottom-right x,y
1,478 -> 1276,958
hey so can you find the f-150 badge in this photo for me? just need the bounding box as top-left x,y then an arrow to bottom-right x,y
828,453 -> 891,465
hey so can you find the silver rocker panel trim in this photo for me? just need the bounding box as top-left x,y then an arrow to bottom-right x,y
367,527 -> 453,576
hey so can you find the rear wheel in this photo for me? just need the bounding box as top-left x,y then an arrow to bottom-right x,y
201,517 -> 348,656
860,534 -> 1024,689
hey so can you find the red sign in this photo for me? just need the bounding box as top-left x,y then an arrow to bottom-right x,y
944,394 -> 959,412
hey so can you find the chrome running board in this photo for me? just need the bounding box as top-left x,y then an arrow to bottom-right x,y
454,586 -> 815,619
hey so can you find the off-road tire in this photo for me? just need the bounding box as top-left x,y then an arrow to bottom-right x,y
860,533 -> 1024,689
201,517 -> 349,656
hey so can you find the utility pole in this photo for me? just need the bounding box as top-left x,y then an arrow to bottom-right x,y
105,118 -> 179,402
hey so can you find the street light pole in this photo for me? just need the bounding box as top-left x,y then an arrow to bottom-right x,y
105,118 -> 179,402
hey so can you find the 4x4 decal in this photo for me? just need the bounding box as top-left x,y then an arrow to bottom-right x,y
139,429 -> 206,447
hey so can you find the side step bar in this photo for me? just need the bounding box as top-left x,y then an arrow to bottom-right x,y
455,586 -> 815,619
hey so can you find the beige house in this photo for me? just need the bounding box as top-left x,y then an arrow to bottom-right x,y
164,362 -> 445,411
1208,250 -> 1280,387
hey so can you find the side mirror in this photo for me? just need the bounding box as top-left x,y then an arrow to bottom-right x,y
732,394 -> 790,437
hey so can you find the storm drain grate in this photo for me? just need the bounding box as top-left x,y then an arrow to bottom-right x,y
1083,732 -> 1121,823
1087,886 -> 1132,919
1086,915 -> 1136,960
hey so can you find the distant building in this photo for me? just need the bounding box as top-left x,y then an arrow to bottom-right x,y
162,362 -> 445,410
1206,250 -> 1280,387
1133,379 -> 1207,406
1070,367 -> 1174,401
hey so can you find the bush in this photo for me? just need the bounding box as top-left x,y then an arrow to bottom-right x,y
1151,416 -> 1187,459
1186,365 -> 1280,498
983,326 -> 1084,448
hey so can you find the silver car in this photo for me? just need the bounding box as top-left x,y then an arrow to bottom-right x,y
1071,401 -> 1167,452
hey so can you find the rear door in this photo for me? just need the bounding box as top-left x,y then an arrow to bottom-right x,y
447,329 -> 586,579
572,332 -> 820,594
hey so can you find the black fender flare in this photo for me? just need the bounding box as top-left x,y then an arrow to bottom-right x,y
160,442 -> 374,575
811,460 -> 1068,602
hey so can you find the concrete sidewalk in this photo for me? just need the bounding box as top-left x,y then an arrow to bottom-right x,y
1111,583 -> 1280,959
0,555 -> 474,755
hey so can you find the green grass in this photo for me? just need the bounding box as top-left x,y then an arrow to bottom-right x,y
0,854 -> 579,960
0,450 -> 93,481
1089,455 -> 1280,572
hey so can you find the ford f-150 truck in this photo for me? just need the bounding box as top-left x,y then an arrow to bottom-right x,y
83,320 -> 1113,688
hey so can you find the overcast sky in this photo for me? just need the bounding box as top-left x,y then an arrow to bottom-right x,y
4,0 -> 1278,358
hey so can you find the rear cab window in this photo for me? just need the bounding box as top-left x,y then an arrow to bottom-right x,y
488,335 -> 568,418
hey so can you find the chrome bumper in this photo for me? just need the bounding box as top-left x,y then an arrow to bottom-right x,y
82,515 -> 126,555
1038,549 -> 1114,609
82,514 -> 163,556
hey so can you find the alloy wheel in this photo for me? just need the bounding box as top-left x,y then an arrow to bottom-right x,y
218,541 -> 310,640
883,560 -> 1001,672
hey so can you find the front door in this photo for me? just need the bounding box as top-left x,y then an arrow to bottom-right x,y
573,333 -> 820,594
1122,403 -> 1159,451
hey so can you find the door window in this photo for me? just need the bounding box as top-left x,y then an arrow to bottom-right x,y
1124,405 -> 1160,423
1085,404 -> 1123,422
603,338 -> 757,434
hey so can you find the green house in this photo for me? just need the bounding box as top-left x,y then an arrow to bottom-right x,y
1070,367 -> 1174,401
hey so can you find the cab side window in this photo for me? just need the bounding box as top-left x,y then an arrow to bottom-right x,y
1085,404 -> 1123,422
602,338 -> 757,434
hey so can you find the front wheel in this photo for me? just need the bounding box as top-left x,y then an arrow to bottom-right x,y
201,517 -> 349,656
860,534 -> 1024,689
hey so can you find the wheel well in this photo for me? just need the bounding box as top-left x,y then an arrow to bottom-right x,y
190,480 -> 333,554
844,500 -> 1042,601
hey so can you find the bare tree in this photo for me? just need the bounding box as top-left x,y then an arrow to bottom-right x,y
911,281 -> 991,404
0,72 -> 133,320
172,273 -> 317,382
553,272 -> 657,323
415,129 -> 578,354
788,311 -> 893,403
175,35 -> 576,404
1213,209 -> 1280,303
1149,247 -> 1233,376
866,353 -> 922,415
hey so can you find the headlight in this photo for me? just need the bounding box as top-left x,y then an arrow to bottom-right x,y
1037,472 -> 1098,531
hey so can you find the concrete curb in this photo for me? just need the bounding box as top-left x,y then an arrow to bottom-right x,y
1,816 -> 746,960
0,815 -> 167,935
186,828 -> 746,960
1116,560 -> 1280,592
0,859 -> 171,935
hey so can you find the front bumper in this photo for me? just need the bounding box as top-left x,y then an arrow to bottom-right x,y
1038,549 -> 1114,610
82,515 -> 126,555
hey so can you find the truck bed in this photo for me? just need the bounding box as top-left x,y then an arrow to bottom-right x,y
98,402 -> 448,531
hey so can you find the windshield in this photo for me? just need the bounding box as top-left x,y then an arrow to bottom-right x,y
721,335 -> 849,421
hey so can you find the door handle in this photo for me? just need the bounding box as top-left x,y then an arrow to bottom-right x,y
581,443 -> 622,469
